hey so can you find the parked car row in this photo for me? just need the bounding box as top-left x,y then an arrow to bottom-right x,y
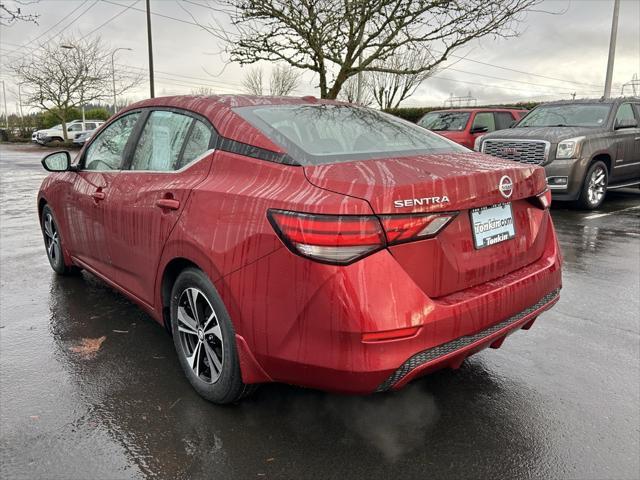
420,98 -> 640,209
32,119 -> 104,146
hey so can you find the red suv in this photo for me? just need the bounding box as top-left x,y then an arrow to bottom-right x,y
38,96 -> 561,404
418,108 -> 528,149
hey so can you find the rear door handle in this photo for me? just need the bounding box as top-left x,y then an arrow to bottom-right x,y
155,198 -> 180,210
91,191 -> 105,201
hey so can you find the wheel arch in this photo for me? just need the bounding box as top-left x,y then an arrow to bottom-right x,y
159,257 -> 201,333
590,152 -> 612,174
37,197 -> 48,220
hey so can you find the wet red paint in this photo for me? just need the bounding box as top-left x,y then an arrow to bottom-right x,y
38,95 -> 562,394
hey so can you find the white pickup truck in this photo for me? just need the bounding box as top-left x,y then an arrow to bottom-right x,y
33,120 -> 104,145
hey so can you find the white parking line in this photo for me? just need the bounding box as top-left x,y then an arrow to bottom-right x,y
584,205 -> 640,220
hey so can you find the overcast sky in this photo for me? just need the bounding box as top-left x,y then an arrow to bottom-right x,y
1,0 -> 639,113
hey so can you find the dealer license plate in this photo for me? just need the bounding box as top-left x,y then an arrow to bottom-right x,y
470,203 -> 516,249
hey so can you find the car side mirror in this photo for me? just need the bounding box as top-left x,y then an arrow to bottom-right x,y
615,118 -> 638,129
41,151 -> 72,172
470,126 -> 488,134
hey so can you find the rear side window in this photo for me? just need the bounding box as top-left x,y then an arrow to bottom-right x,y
85,123 -> 97,130
235,104 -> 466,165
131,111 -> 194,171
614,103 -> 636,125
472,112 -> 496,132
84,112 -> 140,171
495,112 -> 516,130
178,120 -> 212,169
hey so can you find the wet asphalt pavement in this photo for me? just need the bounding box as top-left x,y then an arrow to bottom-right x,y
0,143 -> 639,480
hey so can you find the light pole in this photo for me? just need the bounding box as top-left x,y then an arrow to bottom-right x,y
603,0 -> 620,99
111,47 -> 133,114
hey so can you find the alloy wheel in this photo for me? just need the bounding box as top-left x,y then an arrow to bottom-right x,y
176,287 -> 224,384
43,213 -> 61,264
587,166 -> 606,206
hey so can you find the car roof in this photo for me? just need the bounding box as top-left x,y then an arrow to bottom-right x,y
540,96 -> 640,106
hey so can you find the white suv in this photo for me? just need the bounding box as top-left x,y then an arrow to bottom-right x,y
35,120 -> 104,145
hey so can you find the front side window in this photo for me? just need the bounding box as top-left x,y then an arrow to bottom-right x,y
517,104 -> 611,128
472,112 -> 496,132
614,103 -> 636,126
131,111 -> 194,171
235,105 -> 467,165
417,111 -> 470,131
68,124 -> 82,132
84,112 -> 140,171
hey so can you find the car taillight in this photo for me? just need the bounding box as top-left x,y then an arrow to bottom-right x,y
268,210 -> 385,264
530,189 -> 552,209
378,213 -> 457,245
268,209 -> 457,265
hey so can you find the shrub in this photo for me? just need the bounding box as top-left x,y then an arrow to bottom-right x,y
84,107 -> 111,121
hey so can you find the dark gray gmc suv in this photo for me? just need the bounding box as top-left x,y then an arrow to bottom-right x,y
476,98 -> 640,209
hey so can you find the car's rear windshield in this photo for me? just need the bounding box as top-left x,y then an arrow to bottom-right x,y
234,104 -> 467,165
417,111 -> 470,131
517,104 -> 612,128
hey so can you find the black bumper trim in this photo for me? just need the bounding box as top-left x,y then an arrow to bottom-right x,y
375,289 -> 561,392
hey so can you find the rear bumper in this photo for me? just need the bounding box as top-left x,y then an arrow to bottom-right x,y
220,212 -> 562,394
376,289 -> 559,391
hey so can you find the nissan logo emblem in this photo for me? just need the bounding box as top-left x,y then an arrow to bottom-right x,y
499,175 -> 513,199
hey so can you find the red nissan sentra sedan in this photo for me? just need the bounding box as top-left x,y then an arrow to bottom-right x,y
38,95 -> 562,404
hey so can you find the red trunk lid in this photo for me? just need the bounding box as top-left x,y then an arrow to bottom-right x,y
304,152 -> 550,298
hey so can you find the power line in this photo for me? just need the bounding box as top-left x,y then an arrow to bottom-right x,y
79,0 -> 140,40
444,67 -> 603,94
428,74 -> 595,97
434,49 -> 606,89
3,0 -> 99,57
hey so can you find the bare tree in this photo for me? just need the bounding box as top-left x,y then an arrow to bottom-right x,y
242,65 -> 300,96
338,75 -> 374,107
216,0 -> 542,99
370,48 -> 435,109
242,67 -> 264,95
191,86 -> 217,96
1,0 -> 39,26
269,64 -> 299,96
12,36 -> 141,140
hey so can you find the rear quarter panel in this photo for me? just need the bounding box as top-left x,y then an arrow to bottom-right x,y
154,150 -> 374,337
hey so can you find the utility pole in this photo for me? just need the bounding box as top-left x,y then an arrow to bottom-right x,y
2,80 -> 8,129
603,0 -> 620,99
146,0 -> 155,98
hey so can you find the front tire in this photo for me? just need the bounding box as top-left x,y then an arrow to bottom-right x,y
170,267 -> 252,404
576,161 -> 608,210
41,205 -> 79,275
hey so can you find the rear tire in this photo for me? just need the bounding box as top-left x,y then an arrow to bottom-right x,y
41,205 -> 80,275
170,267 -> 254,404
576,161 -> 608,210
